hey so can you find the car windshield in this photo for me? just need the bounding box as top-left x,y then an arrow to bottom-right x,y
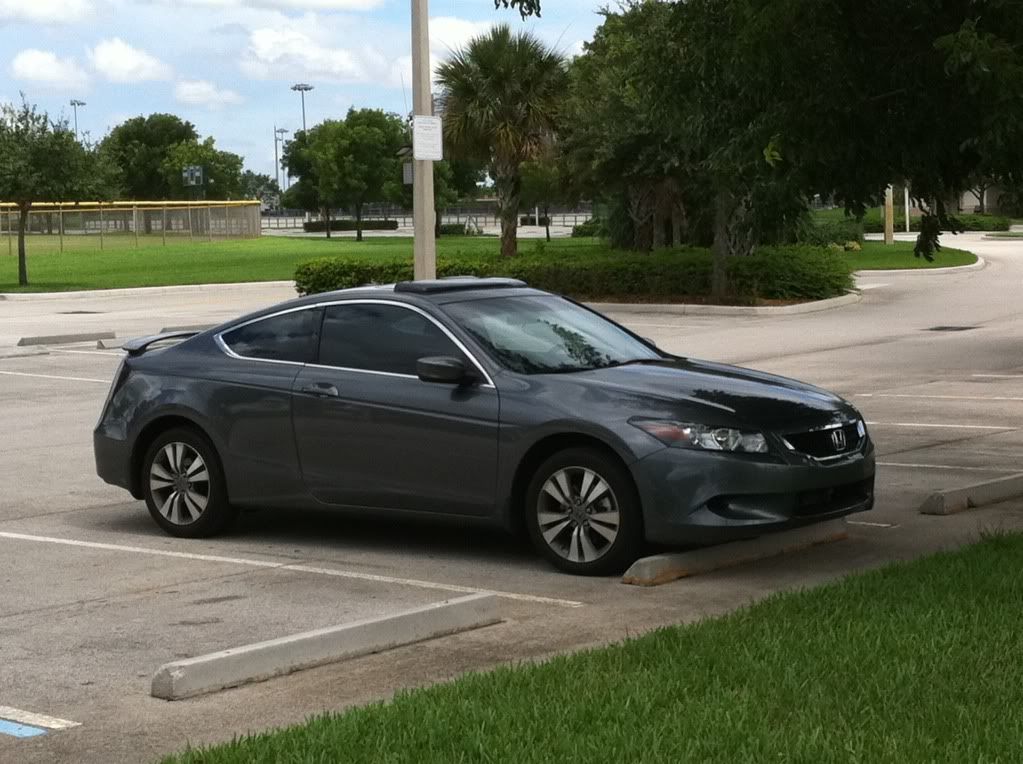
442,295 -> 663,374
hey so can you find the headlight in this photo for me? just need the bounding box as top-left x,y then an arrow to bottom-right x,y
631,419 -> 769,454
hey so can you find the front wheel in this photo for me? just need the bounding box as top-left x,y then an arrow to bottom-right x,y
525,448 -> 643,576
142,428 -> 236,538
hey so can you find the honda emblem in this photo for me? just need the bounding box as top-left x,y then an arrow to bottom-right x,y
831,429 -> 847,451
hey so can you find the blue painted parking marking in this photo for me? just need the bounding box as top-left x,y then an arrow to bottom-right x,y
0,719 -> 48,738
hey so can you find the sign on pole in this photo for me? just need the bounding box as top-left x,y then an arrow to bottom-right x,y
182,165 -> 204,187
412,116 -> 443,161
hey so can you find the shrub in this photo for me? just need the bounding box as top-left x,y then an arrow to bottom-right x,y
520,215 -> 551,226
295,244 -> 853,303
800,216 -> 864,246
571,219 -> 605,238
437,223 -> 471,236
860,210 -> 1010,233
302,219 -> 399,233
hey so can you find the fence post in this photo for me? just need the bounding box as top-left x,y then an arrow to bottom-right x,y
99,204 -> 105,250
6,209 -> 11,257
58,204 -> 64,253
207,205 -> 213,242
133,205 -> 139,247
225,204 -> 231,238
188,206 -> 193,242
162,205 -> 167,246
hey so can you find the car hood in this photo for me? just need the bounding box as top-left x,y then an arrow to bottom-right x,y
573,358 -> 855,431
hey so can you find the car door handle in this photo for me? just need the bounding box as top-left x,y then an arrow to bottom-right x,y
299,382 -> 339,398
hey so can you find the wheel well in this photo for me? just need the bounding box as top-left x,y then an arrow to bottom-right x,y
508,433 -> 633,533
129,416 -> 214,498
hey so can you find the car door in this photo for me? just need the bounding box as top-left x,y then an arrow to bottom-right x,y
291,300 -> 501,516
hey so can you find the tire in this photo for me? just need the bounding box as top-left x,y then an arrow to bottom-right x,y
525,447 -> 643,576
141,427 -> 237,538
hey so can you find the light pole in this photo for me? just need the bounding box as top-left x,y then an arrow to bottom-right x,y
410,0 -> 436,279
290,84 -> 313,133
70,99 -> 86,139
273,126 -> 289,192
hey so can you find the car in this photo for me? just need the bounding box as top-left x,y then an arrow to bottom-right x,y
94,277 -> 875,576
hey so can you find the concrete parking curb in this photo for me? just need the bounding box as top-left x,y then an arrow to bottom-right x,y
919,474 -> 1023,516
854,256 -> 986,277
589,291 -> 861,317
0,281 -> 296,301
159,324 -> 215,333
17,331 -> 115,347
622,520 -> 849,586
150,593 -> 502,700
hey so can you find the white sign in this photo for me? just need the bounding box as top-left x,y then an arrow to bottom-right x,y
412,116 -> 443,161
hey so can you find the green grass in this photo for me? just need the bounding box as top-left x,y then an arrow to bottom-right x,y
163,533 -> 1023,763
843,241 -> 976,270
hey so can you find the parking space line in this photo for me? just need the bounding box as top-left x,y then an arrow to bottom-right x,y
865,421 -> 1014,431
0,706 -> 81,731
846,520 -> 897,528
859,393 -> 1023,402
0,531 -> 584,608
0,719 -> 47,738
0,370 -> 108,384
879,461 -> 1023,473
972,374 -> 1023,379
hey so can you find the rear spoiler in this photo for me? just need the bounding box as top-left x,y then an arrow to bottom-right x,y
122,331 -> 202,357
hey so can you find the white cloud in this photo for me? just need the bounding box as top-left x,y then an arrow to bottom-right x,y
90,38 -> 173,83
10,49 -> 89,91
429,17 -> 493,57
0,0 -> 91,24
175,79 -> 243,109
177,0 -> 383,10
241,26 -> 369,82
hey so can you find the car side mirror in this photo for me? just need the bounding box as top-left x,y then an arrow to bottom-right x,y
417,356 -> 470,384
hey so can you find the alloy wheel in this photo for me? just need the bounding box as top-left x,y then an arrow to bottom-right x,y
536,466 -> 620,564
149,442 -> 210,525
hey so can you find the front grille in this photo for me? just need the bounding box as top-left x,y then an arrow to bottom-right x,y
784,423 -> 862,460
796,479 -> 873,517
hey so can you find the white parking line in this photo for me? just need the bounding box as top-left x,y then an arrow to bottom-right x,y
0,706 -> 80,730
865,421 -> 1014,431
972,374 -> 1023,379
0,531 -> 584,609
846,520 -> 896,528
0,370 -> 109,384
859,393 -> 1023,402
879,462 -> 1023,474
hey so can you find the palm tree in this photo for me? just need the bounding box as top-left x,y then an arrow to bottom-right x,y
437,25 -> 567,257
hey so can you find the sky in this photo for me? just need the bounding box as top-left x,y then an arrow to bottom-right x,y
0,0 -> 601,180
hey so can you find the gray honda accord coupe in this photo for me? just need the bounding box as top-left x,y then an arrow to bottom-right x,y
94,277 -> 874,575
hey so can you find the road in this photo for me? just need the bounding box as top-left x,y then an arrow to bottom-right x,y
2,232 -> 1023,763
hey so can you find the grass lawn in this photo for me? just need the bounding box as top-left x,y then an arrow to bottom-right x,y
0,234 -> 975,293
164,532 -> 1023,763
844,241 -> 976,270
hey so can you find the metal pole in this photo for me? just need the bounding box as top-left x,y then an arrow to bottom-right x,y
904,185 -> 911,233
6,210 -> 11,257
207,205 -> 213,242
225,203 -> 231,237
99,204 -> 105,250
188,206 -> 193,242
411,0 -> 436,280
133,205 -> 139,247
273,125 -> 280,190
58,204 -> 63,253
162,205 -> 167,245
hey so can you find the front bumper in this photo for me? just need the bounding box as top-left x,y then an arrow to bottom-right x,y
631,444 -> 875,546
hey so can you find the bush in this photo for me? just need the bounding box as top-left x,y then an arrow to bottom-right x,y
302,219 -> 399,233
437,223 -> 470,236
294,244 -> 853,303
860,210 -> 1010,233
571,219 -> 605,238
520,215 -> 551,226
800,216 -> 864,246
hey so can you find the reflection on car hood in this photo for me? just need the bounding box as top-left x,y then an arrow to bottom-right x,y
576,358 -> 853,430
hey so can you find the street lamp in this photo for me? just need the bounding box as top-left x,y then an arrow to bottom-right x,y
290,84 -> 313,133
273,126 -> 290,192
70,99 -> 86,139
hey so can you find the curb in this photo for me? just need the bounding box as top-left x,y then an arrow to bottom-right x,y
589,291 -> 861,317
0,281 -> 296,302
622,520 -> 849,586
919,474 -> 1023,516
854,256 -> 985,277
160,324 -> 215,333
150,593 -> 502,700
17,331 -> 115,347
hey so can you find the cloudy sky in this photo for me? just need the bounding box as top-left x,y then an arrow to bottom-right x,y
0,0 -> 599,178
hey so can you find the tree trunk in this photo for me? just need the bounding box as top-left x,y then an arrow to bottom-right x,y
495,160 -> 521,257
17,205 -> 30,287
652,188 -> 666,250
671,203 -> 685,247
435,208 -> 442,238
977,186 -> 987,214
543,203 -> 551,242
711,190 -> 734,300
323,208 -> 331,239
356,204 -> 363,243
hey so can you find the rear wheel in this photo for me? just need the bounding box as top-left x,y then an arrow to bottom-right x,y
142,428 -> 236,538
525,448 -> 643,576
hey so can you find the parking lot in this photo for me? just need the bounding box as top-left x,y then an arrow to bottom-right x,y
3,232 -> 1023,763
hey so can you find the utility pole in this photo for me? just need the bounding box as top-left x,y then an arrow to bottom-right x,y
904,185 -> 911,233
884,184 -> 895,246
411,0 -> 437,280
274,126 -> 289,192
291,84 -> 313,133
70,99 -> 86,139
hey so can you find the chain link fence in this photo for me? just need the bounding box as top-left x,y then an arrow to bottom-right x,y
1,201 -> 261,255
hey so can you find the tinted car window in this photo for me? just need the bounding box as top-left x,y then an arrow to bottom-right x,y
319,303 -> 463,375
442,295 -> 660,374
222,309 -> 319,363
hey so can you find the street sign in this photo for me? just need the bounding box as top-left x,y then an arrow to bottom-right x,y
412,116 -> 443,161
182,165 -> 204,187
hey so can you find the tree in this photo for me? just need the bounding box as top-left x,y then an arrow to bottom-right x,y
99,114 -> 198,200
520,154 -> 562,242
387,159 -> 484,236
160,137 -> 244,200
239,171 -> 281,208
0,100 -> 115,286
281,130 -> 322,219
437,25 -> 567,257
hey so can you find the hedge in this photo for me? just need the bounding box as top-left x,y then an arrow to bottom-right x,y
799,217 -> 864,246
860,210 -> 1010,233
520,215 -> 551,226
302,219 -> 399,233
294,245 -> 853,303
571,219 -> 605,238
